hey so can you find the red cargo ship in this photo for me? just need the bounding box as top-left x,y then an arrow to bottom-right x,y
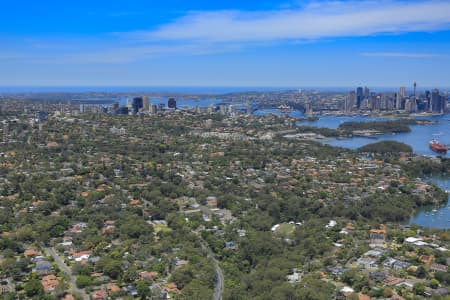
429,139 -> 448,154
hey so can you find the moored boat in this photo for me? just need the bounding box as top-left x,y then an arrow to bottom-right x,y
429,139 -> 448,154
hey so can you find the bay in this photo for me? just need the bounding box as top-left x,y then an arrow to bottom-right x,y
322,114 -> 450,157
256,108 -> 450,228
310,114 -> 450,228
408,177 -> 450,228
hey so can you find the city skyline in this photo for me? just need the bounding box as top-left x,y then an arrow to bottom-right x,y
1,0 -> 450,87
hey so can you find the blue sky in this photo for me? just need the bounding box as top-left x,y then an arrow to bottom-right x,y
1,0 -> 450,88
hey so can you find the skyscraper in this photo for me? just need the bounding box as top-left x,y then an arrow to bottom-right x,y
132,97 -> 143,114
443,94 -> 448,113
143,96 -> 150,111
399,86 -> 406,98
431,89 -> 442,113
126,97 -> 132,109
411,83 -> 418,113
347,91 -> 356,112
168,98 -> 177,109
395,93 -> 402,110
404,99 -> 412,112
364,87 -> 370,99
356,87 -> 363,109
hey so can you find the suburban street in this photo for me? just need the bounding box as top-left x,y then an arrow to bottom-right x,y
44,247 -> 89,300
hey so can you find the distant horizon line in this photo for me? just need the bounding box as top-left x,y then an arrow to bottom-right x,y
0,85 -> 449,94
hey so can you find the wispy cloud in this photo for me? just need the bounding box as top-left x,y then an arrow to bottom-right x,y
27,43 -> 244,65
7,0 -> 450,65
361,52 -> 446,58
0,53 -> 26,60
139,0 -> 450,43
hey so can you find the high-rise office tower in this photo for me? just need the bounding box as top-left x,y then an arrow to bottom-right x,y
424,91 -> 431,111
126,98 -> 132,109
364,87 -> 370,99
395,93 -> 402,110
168,98 -> 177,109
431,89 -> 441,113
359,98 -> 369,110
399,86 -> 406,98
347,91 -> 356,112
219,105 -> 227,115
404,99 -> 412,112
132,97 -> 143,114
112,102 -> 119,114
143,96 -> 150,111
356,87 -> 363,109
372,95 -> 381,110
445,93 -> 449,113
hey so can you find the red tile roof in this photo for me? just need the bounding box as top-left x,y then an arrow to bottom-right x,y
41,274 -> 59,292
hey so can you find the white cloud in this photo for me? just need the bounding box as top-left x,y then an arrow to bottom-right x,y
139,1 -> 450,43
9,1 -> 450,65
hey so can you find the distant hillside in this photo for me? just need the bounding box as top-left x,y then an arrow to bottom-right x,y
357,141 -> 413,154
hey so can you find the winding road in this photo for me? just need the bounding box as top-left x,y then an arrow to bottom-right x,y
197,235 -> 224,300
44,247 -> 89,300
212,254 -> 224,300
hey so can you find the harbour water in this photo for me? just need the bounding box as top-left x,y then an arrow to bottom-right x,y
310,114 -> 450,228
256,109 -> 449,157
408,177 -> 450,229
256,109 -> 450,228
321,114 -> 450,157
